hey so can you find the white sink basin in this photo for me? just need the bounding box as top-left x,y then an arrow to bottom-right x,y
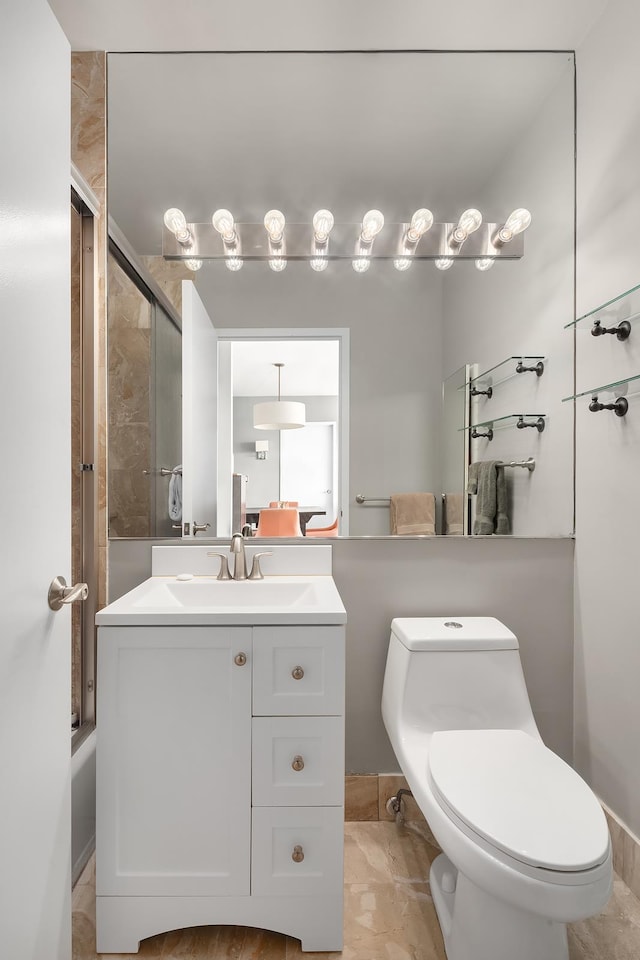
133,578 -> 318,609
96,575 -> 346,626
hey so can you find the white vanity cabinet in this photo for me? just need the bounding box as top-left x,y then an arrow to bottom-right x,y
96,620 -> 345,954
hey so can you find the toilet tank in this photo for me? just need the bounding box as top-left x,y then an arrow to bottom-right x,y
382,617 -> 540,738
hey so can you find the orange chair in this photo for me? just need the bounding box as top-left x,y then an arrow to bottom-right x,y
256,507 -> 302,538
305,517 -> 339,538
268,500 -> 299,508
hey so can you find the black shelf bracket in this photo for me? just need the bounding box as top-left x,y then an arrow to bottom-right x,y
591,319 -> 631,341
470,386 -> 493,399
516,416 -> 545,432
588,395 -> 628,417
516,360 -> 545,376
471,428 -> 494,441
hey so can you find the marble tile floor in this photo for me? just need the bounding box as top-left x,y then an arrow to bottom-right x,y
73,821 -> 640,960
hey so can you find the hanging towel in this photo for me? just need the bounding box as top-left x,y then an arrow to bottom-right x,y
467,461 -> 509,535
168,465 -> 182,522
444,492 -> 464,535
390,493 -> 436,535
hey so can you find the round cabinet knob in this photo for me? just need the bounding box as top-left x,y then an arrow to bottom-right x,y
291,665 -> 304,680
234,653 -> 247,666
292,845 -> 305,863
291,755 -> 305,772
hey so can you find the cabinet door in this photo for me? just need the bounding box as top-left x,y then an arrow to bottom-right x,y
97,626 -> 251,896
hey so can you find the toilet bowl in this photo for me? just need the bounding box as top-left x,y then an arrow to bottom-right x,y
381,617 -> 612,960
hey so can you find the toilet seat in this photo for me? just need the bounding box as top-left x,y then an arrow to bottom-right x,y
428,729 -> 609,873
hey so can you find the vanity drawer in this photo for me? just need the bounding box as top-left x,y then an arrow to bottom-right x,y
251,806 -> 344,897
252,626 -> 345,716
252,716 -> 344,806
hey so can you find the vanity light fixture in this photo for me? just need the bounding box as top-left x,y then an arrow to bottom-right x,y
394,207 -> 435,270
163,207 -> 192,245
255,440 -> 269,460
162,207 -> 529,270
495,208 -> 532,245
450,208 -> 483,246
310,209 -> 334,272
212,208 -> 243,271
264,209 -> 287,272
353,209 -> 384,273
184,258 -> 203,271
253,363 -> 306,430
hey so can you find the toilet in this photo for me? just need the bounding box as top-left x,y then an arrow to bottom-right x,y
381,617 -> 612,960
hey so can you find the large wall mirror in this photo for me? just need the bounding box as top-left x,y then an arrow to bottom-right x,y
107,50 -> 575,538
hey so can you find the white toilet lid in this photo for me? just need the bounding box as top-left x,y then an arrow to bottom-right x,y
428,729 -> 609,871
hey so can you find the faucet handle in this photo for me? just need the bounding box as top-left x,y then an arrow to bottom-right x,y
248,552 -> 273,580
206,552 -> 232,580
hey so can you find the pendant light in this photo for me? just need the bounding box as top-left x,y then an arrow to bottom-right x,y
253,363 -> 306,430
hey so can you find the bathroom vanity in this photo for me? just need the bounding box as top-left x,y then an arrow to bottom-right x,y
95,545 -> 346,954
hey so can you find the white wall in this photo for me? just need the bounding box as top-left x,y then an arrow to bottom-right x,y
442,55 -> 575,536
233,395 -> 338,508
574,0 -> 640,837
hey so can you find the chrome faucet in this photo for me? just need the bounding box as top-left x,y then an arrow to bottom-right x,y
230,532 -> 248,580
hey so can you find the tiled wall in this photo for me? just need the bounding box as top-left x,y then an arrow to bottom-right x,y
71,51 -> 108,609
107,255 -> 153,537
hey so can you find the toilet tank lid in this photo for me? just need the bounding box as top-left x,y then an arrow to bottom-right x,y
390,617 -> 518,650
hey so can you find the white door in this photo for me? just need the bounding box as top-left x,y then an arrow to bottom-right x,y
181,281 -> 218,537
280,422 -> 337,528
0,4 -> 72,958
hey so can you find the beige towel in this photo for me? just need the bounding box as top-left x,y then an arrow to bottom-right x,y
390,493 -> 436,535
444,492 -> 464,535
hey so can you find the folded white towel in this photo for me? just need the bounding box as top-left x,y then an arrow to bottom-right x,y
168,466 -> 182,522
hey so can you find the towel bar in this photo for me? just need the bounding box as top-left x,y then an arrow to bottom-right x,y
143,466 -> 183,476
355,494 -> 390,505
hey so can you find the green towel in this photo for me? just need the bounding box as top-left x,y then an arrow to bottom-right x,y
467,461 -> 510,535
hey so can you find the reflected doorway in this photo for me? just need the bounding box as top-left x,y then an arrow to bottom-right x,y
216,330 -> 349,536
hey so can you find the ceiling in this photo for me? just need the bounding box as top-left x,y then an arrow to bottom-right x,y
48,0 -> 608,53
231,340 -> 339,396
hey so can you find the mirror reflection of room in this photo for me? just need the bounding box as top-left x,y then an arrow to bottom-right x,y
106,50 -> 576,539
228,340 -> 340,537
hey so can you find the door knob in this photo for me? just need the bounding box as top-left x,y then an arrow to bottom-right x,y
292,845 -> 305,863
292,755 -> 305,772
291,666 -> 304,680
48,576 -> 89,611
234,652 -> 247,666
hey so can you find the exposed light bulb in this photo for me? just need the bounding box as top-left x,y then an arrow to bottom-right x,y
163,207 -> 191,244
312,209 -> 334,243
268,257 -> 287,272
393,258 -> 412,271
451,208 -> 482,245
225,257 -> 243,272
352,258 -> 371,273
476,258 -> 495,272
212,208 -> 237,243
184,258 -> 202,271
407,208 -> 434,243
361,210 -> 384,243
264,209 -> 286,243
310,257 -> 329,272
497,208 -> 532,243
435,257 -> 454,271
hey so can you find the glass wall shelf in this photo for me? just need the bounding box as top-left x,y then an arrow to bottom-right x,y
467,356 -> 546,391
562,372 -> 640,402
459,413 -> 547,432
565,280 -> 640,329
